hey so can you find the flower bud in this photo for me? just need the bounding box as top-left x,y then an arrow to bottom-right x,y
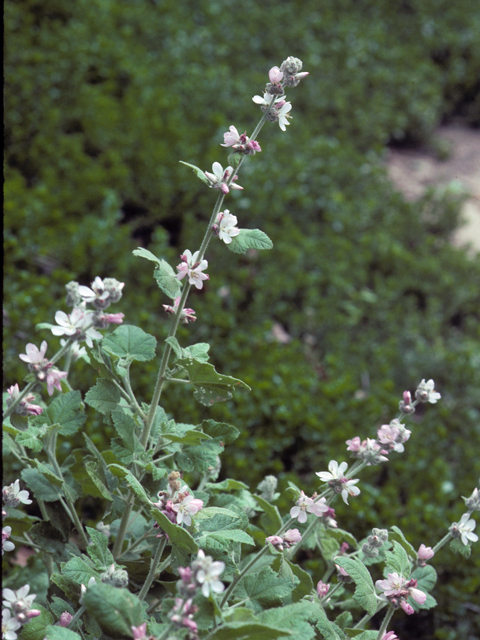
59,612 -> 73,627
268,66 -> 283,84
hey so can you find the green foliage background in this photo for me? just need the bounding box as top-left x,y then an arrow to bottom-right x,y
4,0 -> 480,637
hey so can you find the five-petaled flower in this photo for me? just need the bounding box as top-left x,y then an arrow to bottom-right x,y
172,490 -> 204,527
176,250 -> 210,290
290,491 -> 329,523
19,341 -> 48,365
316,460 -> 361,505
191,550 -> 225,598
450,513 -> 478,546
375,572 -> 426,615
2,480 -> 32,508
216,210 -> 240,245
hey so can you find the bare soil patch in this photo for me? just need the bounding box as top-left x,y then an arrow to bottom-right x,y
386,125 -> 480,253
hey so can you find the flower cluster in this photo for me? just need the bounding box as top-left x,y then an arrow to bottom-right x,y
290,490 -> 329,523
176,250 -> 210,290
265,529 -> 302,551
361,528 -> 389,559
19,341 -> 68,396
204,162 -> 243,194
316,461 -> 361,505
6,384 -> 42,416
375,572 -> 427,615
163,296 -> 197,324
2,481 -> 32,557
221,125 -> 261,155
252,57 -> 308,131
152,472 -> 204,529
2,586 -> 41,640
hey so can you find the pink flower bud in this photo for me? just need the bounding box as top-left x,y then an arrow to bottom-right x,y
316,580 -> 330,597
268,66 -> 283,84
417,543 -> 434,565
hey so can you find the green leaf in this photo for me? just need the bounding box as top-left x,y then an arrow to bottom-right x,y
43,626 -> 82,640
195,507 -> 248,535
201,529 -> 255,547
254,494 -> 283,535
389,526 -> 416,559
412,563 -> 437,593
166,337 -> 210,363
201,419 -> 240,444
333,556 -> 377,615
85,379 -> 121,415
108,465 -> 151,505
207,622 -> 292,640
85,526 -> 114,570
175,357 -> 250,406
449,537 -> 471,557
206,479 -> 249,492
32,391 -> 86,436
259,600 -> 340,640
175,439 -> 224,472
84,461 -> 113,500
21,467 -> 63,502
153,259 -> 182,299
102,325 -> 157,362
82,583 -> 144,639
15,424 -> 48,452
285,559 -> 314,602
151,507 -> 198,565
228,228 -> 273,254
179,160 -> 211,185
232,566 -> 294,612
50,573 -> 81,602
110,409 -> 143,463
132,247 -> 162,265
384,541 -> 412,576
61,555 -> 99,586
345,631 -> 378,639
18,605 -> 54,640
162,429 -> 211,445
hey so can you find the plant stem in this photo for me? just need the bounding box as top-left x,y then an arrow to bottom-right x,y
376,604 -> 395,639
138,536 -> 167,601
112,492 -> 136,559
219,544 -> 270,608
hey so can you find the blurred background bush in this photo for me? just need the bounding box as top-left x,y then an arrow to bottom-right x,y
4,0 -> 480,637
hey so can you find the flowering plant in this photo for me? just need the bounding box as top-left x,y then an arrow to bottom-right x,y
2,58 -> 478,640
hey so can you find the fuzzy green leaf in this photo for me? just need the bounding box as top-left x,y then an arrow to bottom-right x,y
200,419 -> 240,444
85,526 -> 114,570
43,626 -> 82,640
228,228 -> 273,254
33,391 -> 86,436
254,494 -> 283,535
153,259 -> 182,299
102,325 -> 157,362
175,357 -> 250,406
132,247 -> 162,265
384,540 -> 412,576
232,566 -> 294,612
166,337 -> 210,363
108,465 -> 151,505
85,379 -> 121,415
389,526 -> 416,559
179,160 -> 211,185
18,605 -> 54,640
334,556 -> 377,615
207,622 -> 292,640
82,583 -> 144,639
21,467 -> 63,502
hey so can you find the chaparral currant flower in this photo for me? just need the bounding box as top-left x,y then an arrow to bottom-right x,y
2,527 -> 15,555
191,550 -> 225,598
290,491 -> 329,523
375,572 -> 426,614
450,513 -> 478,546
163,296 -> 197,323
19,341 -> 48,365
316,460 -> 361,504
6,385 -> 43,416
176,250 -> 210,290
215,210 -> 239,245
204,162 -> 243,194
2,480 -> 32,508
172,491 -> 204,527
2,609 -> 21,640
415,379 -> 441,404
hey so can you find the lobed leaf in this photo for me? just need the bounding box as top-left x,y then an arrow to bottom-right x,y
228,228 -> 273,254
333,556 -> 378,615
102,324 -> 157,362
153,259 -> 182,299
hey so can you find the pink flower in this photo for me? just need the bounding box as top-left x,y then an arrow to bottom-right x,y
283,529 -> 302,546
335,564 -> 350,578
131,623 -> 147,640
377,421 -> 411,453
417,544 -> 434,566
316,581 -> 330,598
163,296 -> 197,323
172,493 -> 204,527
221,125 -> 245,147
176,250 -> 209,290
346,436 -> 362,452
19,341 -> 48,365
383,632 -> 398,640
375,573 -> 426,614
2,480 -> 32,507
45,369 -> 68,396
100,313 -> 124,324
6,385 -> 43,416
290,491 -> 329,524
268,66 -> 284,84
59,612 -> 73,628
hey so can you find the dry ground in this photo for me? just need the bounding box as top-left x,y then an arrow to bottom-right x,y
386,125 -> 480,254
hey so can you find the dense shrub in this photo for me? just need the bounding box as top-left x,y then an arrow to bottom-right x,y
4,1 -> 480,637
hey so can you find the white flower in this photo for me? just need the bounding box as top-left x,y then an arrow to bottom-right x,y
176,250 -> 210,290
277,101 -> 292,131
2,609 -> 22,640
454,514 -> 478,546
216,210 -> 239,245
415,379 -> 441,404
316,461 -> 360,504
19,341 -> 48,364
252,92 -> 284,108
316,460 -> 349,483
172,493 -> 204,527
2,480 -> 32,507
192,550 -> 225,598
2,585 -> 37,613
204,162 -> 243,194
290,491 -> 329,524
